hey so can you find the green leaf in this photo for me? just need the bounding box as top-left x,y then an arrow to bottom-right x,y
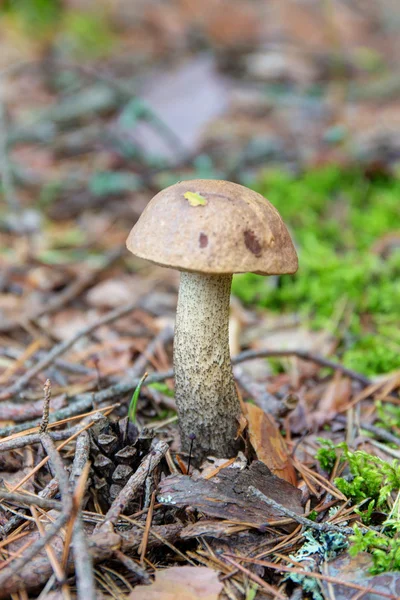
183,191 -> 207,206
128,372 -> 148,424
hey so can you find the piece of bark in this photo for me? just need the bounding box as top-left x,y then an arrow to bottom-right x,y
158,461 -> 303,529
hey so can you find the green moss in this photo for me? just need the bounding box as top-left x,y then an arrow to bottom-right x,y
315,438 -> 338,472
350,524 -> 400,575
232,166 -> 400,374
316,440 -> 400,573
335,448 -> 400,508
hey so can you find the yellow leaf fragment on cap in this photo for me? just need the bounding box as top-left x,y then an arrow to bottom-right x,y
183,191 -> 207,206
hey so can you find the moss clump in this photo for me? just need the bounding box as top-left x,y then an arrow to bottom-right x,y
232,166 -> 400,375
316,441 -> 400,574
350,523 -> 400,575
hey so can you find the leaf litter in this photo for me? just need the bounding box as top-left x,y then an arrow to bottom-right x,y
0,0 -> 400,598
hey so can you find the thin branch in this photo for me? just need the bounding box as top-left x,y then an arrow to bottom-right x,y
98,440 -> 169,531
224,555 -> 400,600
0,247 -> 124,333
0,298 -> 140,400
0,511 -> 70,588
0,489 -> 63,512
0,370 -> 173,437
335,414 -> 400,446
233,348 -> 371,386
0,346 -> 373,436
249,486 -> 353,535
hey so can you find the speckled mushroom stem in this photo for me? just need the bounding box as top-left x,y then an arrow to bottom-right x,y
174,271 -> 242,460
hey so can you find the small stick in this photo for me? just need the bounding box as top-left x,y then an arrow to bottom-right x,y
40,379 -> 52,434
0,489 -> 63,511
0,298 -> 141,400
0,511 -> 70,588
223,555 -> 285,600
138,491 -> 156,564
335,414 -> 400,446
248,487 -> 353,535
0,426 -> 81,452
127,325 -> 174,379
0,247 -> 124,334
30,505 -> 70,596
232,348 -> 371,387
224,555 -> 400,600
98,440 -> 169,531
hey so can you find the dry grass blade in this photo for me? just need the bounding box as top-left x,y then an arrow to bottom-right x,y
0,511 -> 70,589
0,298 -> 140,400
30,505 -> 71,599
10,409 -> 115,492
223,555 -> 285,599
138,490 -> 156,564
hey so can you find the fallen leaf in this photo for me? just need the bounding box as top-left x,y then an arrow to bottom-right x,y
310,374 -> 352,427
131,566 -> 223,600
184,191 -> 208,206
245,402 -> 297,486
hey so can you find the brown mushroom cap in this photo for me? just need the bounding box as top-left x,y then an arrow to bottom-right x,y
126,179 -> 298,275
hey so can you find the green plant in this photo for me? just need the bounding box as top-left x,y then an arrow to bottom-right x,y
315,438 -> 338,472
232,166 -> 400,375
335,447 -> 400,508
128,372 -> 148,424
350,522 -> 400,574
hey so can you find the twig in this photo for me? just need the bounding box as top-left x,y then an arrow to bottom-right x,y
69,430 -> 90,493
0,425 -> 82,451
248,487 -> 353,535
224,556 -> 400,600
40,379 -> 51,434
68,430 -> 95,598
0,510 -> 70,589
0,247 -> 124,333
0,297 -> 140,400
114,550 -> 150,583
223,555 -> 286,600
233,348 -> 371,387
0,489 -> 63,512
126,324 -> 174,379
30,505 -> 70,596
335,414 -> 400,446
98,440 -> 169,531
0,371 -> 173,437
68,463 -> 96,600
41,433 -> 96,600
0,394 -> 66,422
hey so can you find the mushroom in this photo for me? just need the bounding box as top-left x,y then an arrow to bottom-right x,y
126,179 -> 298,460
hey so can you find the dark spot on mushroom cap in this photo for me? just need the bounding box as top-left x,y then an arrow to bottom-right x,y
199,233 -> 208,248
244,230 -> 262,257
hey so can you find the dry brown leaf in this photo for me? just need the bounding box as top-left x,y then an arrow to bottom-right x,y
245,402 -> 297,486
131,566 -> 223,600
311,375 -> 352,427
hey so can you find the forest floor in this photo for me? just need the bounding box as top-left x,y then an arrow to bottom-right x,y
0,1 -> 400,598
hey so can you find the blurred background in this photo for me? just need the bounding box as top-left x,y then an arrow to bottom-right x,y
0,0 -> 400,378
